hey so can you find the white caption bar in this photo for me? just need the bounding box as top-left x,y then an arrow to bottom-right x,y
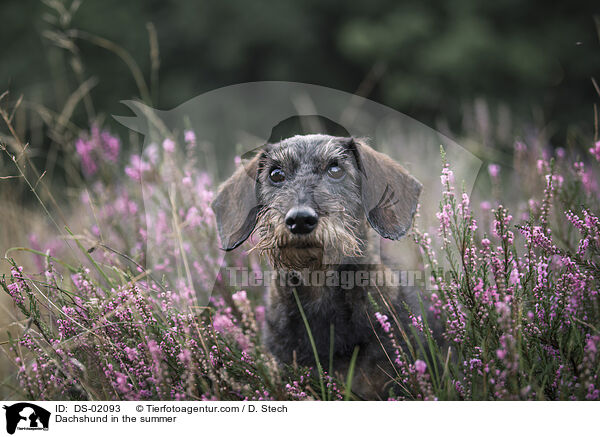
0,401 -> 594,437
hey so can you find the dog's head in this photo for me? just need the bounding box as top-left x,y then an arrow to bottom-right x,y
211,135 -> 422,268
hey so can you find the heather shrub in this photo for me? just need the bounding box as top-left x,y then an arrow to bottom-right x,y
1,127 -> 339,401
404,144 -> 600,400
2,124 -> 600,400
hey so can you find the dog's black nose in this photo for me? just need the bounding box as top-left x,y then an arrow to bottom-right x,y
285,207 -> 318,234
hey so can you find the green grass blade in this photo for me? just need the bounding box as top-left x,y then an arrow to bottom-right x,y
344,346 -> 360,401
329,323 -> 335,376
292,287 -> 326,400
5,247 -> 78,273
65,226 -> 113,288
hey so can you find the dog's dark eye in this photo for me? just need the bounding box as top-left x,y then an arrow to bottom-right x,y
269,168 -> 285,183
327,164 -> 344,180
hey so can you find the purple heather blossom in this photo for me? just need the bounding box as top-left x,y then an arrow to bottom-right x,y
589,140 -> 600,162
125,154 -> 152,181
232,290 -> 248,303
212,314 -> 234,333
428,293 -> 442,318
440,166 -> 455,192
144,142 -> 159,165
255,305 -> 266,324
7,266 -> 26,305
375,312 -> 391,333
514,141 -> 527,152
574,161 -> 596,194
184,206 -> 203,227
488,163 -> 500,179
410,314 -> 424,332
182,171 -> 193,186
100,130 -> 121,162
74,126 -> 121,176
184,130 -> 196,147
75,138 -> 98,176
162,138 -> 176,153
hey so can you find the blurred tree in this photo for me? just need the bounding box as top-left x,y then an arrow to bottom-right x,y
0,0 -> 599,146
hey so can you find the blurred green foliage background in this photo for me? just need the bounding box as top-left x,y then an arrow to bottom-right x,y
1,0 -> 599,146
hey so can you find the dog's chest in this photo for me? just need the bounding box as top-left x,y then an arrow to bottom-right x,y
290,284 -> 375,351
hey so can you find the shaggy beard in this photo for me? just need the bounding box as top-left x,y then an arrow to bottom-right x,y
250,208 -> 364,270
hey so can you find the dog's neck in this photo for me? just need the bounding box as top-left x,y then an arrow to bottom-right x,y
270,235 -> 388,302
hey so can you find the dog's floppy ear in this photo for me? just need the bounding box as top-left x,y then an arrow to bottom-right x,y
211,153 -> 263,250
349,138 -> 422,240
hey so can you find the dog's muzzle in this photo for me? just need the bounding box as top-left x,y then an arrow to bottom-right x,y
285,206 -> 318,235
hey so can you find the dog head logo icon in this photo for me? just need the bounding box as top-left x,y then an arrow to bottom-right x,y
3,403 -> 50,434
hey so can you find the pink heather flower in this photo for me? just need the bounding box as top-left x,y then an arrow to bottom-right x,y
488,163 -> 500,179
574,161 -> 597,194
232,290 -> 248,303
461,192 -> 470,208
546,173 -> 564,188
410,315 -> 424,332
125,155 -> 151,181
374,312 -> 391,333
234,156 -> 242,166
235,332 -> 250,351
115,372 -> 131,393
415,359 -> 427,374
124,347 -> 138,361
184,130 -> 196,146
144,142 -> 159,165
440,166 -> 455,189
75,138 -> 98,176
7,266 -> 26,305
255,305 -> 266,324
480,201 -> 491,211
212,314 -> 234,333
428,293 -> 442,318
589,140 -> 600,162
496,349 -> 507,360
182,172 -> 193,186
162,138 -> 176,153
177,349 -> 192,363
6,282 -> 25,305
75,127 -> 121,175
100,131 -> 120,162
514,141 -> 527,152
528,198 -> 539,213
436,204 -> 453,234
147,339 -> 160,354
184,206 -> 203,227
